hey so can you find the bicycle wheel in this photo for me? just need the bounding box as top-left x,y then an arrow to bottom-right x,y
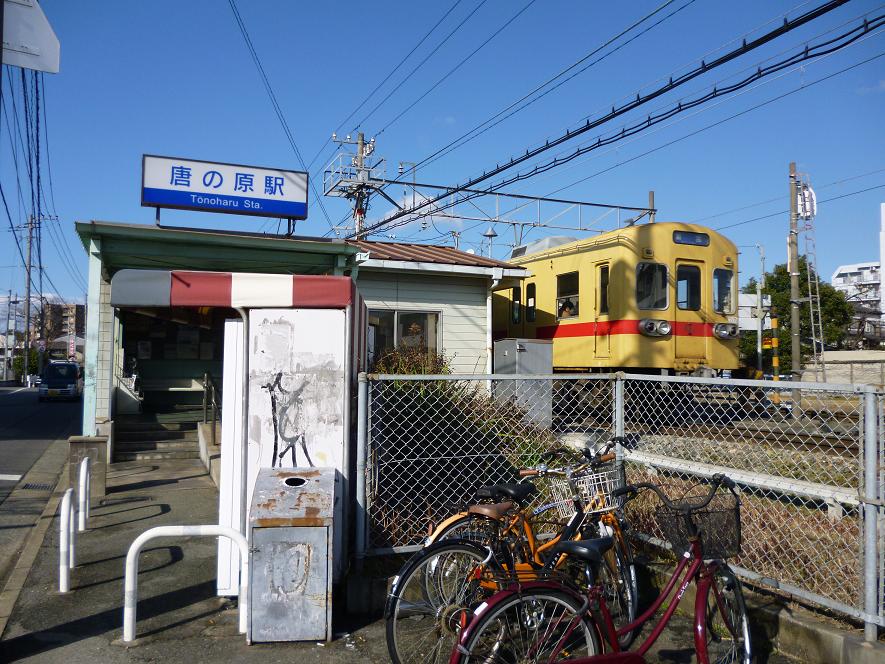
456,589 -> 601,663
593,516 -> 637,648
432,513 -> 500,545
385,540 -> 495,664
700,564 -> 752,664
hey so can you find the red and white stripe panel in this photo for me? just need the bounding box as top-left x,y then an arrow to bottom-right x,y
110,269 -> 353,309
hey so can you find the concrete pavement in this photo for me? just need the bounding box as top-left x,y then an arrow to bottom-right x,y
0,455 -> 802,663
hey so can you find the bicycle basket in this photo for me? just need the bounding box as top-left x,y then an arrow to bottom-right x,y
573,463 -> 624,515
653,487 -> 741,559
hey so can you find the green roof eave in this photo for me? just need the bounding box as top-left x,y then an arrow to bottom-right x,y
75,220 -> 357,275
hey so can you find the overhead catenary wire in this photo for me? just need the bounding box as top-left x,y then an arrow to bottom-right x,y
354,0 -> 852,239
227,0 -> 334,229
395,0 -> 695,179
305,0 -> 466,173
373,0 -> 539,137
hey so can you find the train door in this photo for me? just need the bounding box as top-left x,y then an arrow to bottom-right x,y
594,262 -> 610,359
674,260 -> 706,360
510,284 -> 524,338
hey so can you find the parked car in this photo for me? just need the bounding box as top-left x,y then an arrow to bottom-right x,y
38,361 -> 83,401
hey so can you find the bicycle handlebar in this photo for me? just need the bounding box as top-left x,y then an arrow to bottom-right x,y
613,473 -> 736,513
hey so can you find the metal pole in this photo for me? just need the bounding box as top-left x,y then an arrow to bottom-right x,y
648,191 -> 655,223
234,308 -> 250,542
789,163 -> 802,414
355,373 -> 368,562
78,457 -> 91,532
863,391 -> 879,641
613,374 -> 625,464
58,488 -> 73,592
3,290 -> 10,381
23,217 -> 32,384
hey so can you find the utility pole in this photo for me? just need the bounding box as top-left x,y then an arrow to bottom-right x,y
3,290 -> 10,382
755,244 -> 766,372
23,216 -> 33,384
788,162 -> 801,414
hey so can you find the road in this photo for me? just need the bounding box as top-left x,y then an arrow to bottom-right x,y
0,385 -> 81,504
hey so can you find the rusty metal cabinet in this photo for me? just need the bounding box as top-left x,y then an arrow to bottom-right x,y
248,468 -> 341,642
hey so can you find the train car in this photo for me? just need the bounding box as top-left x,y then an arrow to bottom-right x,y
492,222 -> 739,375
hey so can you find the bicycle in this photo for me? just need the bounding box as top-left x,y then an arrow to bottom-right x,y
385,446 -> 637,664
449,473 -> 751,664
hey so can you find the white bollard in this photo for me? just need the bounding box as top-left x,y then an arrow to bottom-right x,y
122,525 -> 250,642
69,499 -> 76,568
78,457 -> 91,532
59,488 -> 74,592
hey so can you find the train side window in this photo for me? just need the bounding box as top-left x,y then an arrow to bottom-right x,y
713,268 -> 734,313
636,263 -> 667,310
557,272 -> 579,319
512,286 -> 521,324
526,283 -> 536,322
677,265 -> 701,310
598,265 -> 609,315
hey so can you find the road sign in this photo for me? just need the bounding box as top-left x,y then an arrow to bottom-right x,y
142,155 -> 308,220
2,0 -> 60,74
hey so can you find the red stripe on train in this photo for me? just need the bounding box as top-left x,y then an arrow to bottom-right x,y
536,319 -> 715,339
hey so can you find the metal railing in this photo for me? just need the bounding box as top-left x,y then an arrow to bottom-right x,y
202,371 -> 221,447
58,458 -> 92,593
356,371 -> 885,640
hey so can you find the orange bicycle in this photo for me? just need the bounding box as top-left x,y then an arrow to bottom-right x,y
385,443 -> 637,664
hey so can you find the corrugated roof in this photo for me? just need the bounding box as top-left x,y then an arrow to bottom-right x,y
347,239 -> 520,269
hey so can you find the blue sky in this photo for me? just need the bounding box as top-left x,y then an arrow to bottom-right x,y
2,0 -> 884,303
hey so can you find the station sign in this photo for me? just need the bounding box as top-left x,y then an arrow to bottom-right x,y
141,155 -> 308,220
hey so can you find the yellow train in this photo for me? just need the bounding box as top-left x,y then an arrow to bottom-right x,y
493,222 -> 739,374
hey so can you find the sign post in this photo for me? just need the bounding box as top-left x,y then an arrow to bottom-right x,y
142,155 -> 308,227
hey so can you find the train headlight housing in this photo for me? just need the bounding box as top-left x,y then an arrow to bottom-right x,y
639,318 -> 672,337
714,323 -> 739,339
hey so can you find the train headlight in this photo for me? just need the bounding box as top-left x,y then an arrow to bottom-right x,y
639,319 -> 671,337
714,323 -> 739,339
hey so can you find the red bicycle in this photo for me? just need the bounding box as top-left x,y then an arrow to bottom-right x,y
448,474 -> 751,664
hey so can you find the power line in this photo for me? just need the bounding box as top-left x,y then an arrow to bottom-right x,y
359,1 -> 858,238
305,0 -> 465,172
396,0 -> 693,178
716,184 -> 885,231
227,0 -> 333,229
347,0 -> 490,136
374,0 -> 539,137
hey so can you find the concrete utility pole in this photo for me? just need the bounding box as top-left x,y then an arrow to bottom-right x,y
788,162 -> 802,413
755,244 -> 766,372
3,290 -> 10,382
22,216 -> 33,384
354,132 -> 366,238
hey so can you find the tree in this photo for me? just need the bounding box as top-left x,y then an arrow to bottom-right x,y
740,257 -> 853,371
12,348 -> 38,379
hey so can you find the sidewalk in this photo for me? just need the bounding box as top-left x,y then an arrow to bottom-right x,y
0,456 -> 852,663
0,459 -> 389,663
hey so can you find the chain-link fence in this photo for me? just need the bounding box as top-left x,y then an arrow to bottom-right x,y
355,372 -> 885,638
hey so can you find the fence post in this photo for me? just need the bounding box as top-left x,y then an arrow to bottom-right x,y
613,373 -> 625,464
355,373 -> 368,562
863,390 -> 880,641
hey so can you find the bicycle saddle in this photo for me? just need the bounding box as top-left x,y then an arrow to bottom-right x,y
476,482 -> 536,503
551,536 -> 614,565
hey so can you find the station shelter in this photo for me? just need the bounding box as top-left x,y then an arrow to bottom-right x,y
75,220 -> 525,449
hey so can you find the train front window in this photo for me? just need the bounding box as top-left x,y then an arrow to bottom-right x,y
713,268 -> 734,313
636,263 -> 667,310
512,286 -> 521,324
526,283 -> 536,322
557,272 -> 579,319
677,265 -> 701,310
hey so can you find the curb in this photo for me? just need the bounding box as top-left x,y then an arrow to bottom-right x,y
0,462 -> 68,639
643,561 -> 885,664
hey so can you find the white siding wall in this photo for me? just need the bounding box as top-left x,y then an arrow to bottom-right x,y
356,272 -> 489,374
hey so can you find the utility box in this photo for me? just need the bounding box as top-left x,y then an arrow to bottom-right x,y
248,467 -> 341,643
493,338 -> 553,429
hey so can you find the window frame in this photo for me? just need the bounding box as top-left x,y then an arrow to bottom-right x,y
598,264 -> 610,315
635,262 -> 669,311
556,271 -> 580,320
676,264 -> 702,311
367,308 -> 443,362
712,267 -> 735,314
